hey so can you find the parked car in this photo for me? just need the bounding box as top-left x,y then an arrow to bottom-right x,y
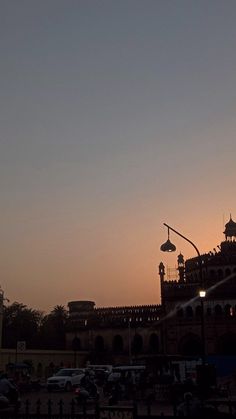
47,368 -> 85,392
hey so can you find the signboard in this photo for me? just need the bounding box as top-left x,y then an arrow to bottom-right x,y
100,406 -> 134,419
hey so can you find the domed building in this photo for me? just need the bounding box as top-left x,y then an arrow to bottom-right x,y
66,216 -> 236,364
160,216 -> 236,357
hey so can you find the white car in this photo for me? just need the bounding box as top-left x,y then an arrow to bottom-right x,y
47,368 -> 85,392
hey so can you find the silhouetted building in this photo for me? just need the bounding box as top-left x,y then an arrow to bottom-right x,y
66,216 -> 236,363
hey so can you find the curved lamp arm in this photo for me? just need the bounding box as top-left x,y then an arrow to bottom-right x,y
163,223 -> 203,286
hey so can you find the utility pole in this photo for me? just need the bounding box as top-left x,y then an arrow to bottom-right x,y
0,288 -> 9,357
0,288 -> 4,350
0,288 -> 4,371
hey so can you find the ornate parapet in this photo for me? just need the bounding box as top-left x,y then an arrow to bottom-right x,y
67,302 -> 163,330
94,304 -> 162,326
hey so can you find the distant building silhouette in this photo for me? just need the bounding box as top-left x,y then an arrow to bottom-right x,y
66,216 -> 236,363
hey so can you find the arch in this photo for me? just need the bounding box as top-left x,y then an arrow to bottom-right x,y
149,333 -> 159,353
94,335 -> 105,352
177,308 -> 184,317
195,305 -> 202,317
215,305 -> 222,316
217,333 -> 236,355
72,336 -> 81,351
206,307 -> 212,316
217,269 -> 223,280
210,270 -> 216,279
224,304 -> 231,316
131,334 -> 143,354
112,335 -> 124,353
178,333 -> 202,356
225,268 -> 231,277
186,306 -> 193,317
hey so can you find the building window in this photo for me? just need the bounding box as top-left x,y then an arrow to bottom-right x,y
218,269 -> 223,279
210,270 -> 216,279
186,306 -> 193,317
177,308 -> 184,317
149,333 -> 159,353
94,335 -> 105,352
195,305 -> 202,317
112,335 -> 124,353
215,305 -> 222,316
131,334 -> 143,354
224,304 -> 231,316
206,307 -> 211,316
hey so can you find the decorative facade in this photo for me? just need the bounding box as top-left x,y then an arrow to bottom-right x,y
66,217 -> 236,363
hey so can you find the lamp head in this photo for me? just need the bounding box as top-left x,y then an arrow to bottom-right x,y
199,290 -> 206,298
160,239 -> 176,252
160,226 -> 176,252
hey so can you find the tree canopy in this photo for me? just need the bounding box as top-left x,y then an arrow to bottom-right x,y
2,302 -> 68,350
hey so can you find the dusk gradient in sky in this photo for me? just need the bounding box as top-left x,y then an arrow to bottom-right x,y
1,1 -> 236,312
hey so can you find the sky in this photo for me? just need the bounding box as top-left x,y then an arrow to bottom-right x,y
1,0 -> 236,313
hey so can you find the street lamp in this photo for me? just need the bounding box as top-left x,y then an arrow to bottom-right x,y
199,290 -> 206,365
160,226 -> 176,252
160,223 -> 206,365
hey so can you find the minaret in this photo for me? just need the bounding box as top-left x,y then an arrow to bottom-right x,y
177,253 -> 185,282
159,262 -> 165,308
224,215 -> 236,242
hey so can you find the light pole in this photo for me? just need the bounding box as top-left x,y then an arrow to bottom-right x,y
128,318 -> 132,365
0,289 -> 3,350
199,290 -> 206,365
160,223 -> 206,365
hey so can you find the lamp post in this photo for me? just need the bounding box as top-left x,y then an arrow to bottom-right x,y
0,289 -> 3,351
160,223 -> 206,365
199,290 -> 206,365
128,318 -> 132,365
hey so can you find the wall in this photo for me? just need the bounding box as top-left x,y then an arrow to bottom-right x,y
0,349 -> 89,378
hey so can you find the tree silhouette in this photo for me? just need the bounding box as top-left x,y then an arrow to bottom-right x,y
2,302 -> 43,349
39,305 -> 68,349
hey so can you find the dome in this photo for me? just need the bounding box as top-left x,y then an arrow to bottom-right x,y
224,215 -> 236,239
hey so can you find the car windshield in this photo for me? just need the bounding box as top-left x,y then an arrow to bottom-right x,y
55,369 -> 75,377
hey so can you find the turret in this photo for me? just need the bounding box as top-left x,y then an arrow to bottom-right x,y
159,262 -> 165,308
224,215 -> 236,241
178,253 -> 185,282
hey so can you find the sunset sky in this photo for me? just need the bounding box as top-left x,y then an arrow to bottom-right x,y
1,1 -> 236,313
